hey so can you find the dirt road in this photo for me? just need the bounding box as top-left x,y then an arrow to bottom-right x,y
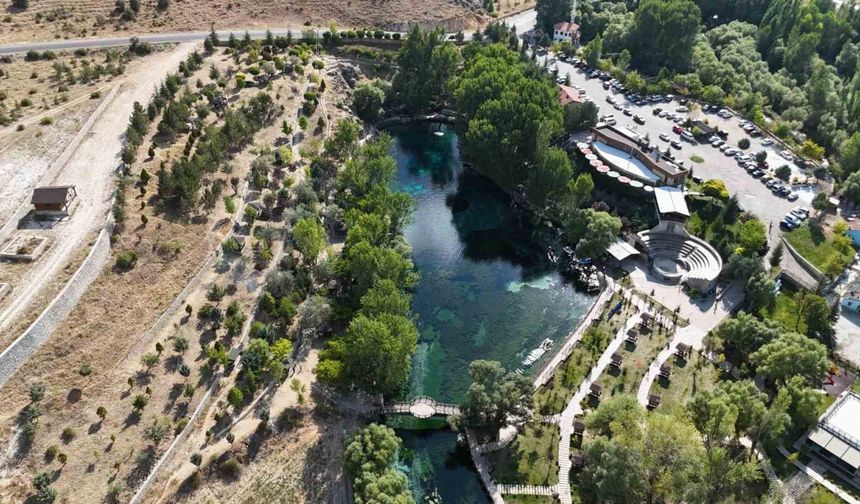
0,43 -> 196,343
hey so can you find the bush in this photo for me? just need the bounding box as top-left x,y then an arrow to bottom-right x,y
219,456 -> 242,479
738,137 -> 751,149
61,427 -> 76,442
775,164 -> 792,181
115,250 -> 138,271
312,60 -> 324,69
223,196 -> 236,214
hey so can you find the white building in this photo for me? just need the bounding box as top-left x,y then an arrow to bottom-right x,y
552,22 -> 580,45
806,391 -> 860,479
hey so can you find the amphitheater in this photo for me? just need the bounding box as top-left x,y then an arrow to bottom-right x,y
629,187 -> 723,293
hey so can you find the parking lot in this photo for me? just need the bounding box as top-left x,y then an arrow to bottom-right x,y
545,54 -> 818,233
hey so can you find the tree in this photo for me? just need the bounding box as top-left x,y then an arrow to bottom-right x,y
353,81 -> 387,122
227,386 -> 244,409
563,101 -> 598,133
325,119 -> 361,160
132,394 -> 148,411
690,388 -> 738,450
460,360 -> 532,434
271,339 -> 293,361
527,137 -> 572,209
583,35 -> 603,68
701,179 -> 729,199
172,335 -> 189,354
737,137 -> 751,149
769,241 -> 784,268
344,424 -> 413,504
569,173 -> 594,210
804,294 -> 835,345
340,314 -> 418,395
841,171 -> 860,204
344,423 -> 401,476
737,219 -> 767,256
390,27 -> 460,114
573,209 -> 621,259
536,0 -> 572,36
628,0 -> 701,74
840,131 -> 860,176
775,164 -> 792,181
359,279 -> 411,318
292,217 -> 326,265
744,271 -> 776,313
801,139 -> 825,161
751,331 -> 829,385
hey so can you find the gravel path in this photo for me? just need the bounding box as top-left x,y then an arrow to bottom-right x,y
0,43 -> 196,383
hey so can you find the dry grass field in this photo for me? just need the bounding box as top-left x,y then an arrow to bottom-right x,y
0,39 -> 346,503
0,46 -> 168,127
0,0 -> 499,44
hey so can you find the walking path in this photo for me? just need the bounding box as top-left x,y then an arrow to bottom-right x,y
782,470 -> 814,504
556,312 -> 645,504
497,484 -> 558,496
635,325 -> 706,406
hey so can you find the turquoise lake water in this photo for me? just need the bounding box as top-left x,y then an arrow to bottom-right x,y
386,124 -> 595,502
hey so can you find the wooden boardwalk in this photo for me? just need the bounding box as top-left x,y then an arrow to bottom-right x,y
497,484 -> 558,496
376,396 -> 460,418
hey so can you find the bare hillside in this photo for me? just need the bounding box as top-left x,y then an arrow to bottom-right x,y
0,0 -> 489,44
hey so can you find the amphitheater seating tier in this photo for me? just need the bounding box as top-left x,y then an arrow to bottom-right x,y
637,230 -> 723,289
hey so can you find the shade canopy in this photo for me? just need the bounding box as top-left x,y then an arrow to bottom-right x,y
607,171 -> 620,178
596,165 -> 610,173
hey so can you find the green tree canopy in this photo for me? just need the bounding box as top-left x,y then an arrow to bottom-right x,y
751,331 -> 829,385
292,217 -> 326,265
460,360 -> 532,434
628,0 -> 702,74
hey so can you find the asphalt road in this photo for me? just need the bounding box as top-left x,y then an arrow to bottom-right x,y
0,9 -> 538,55
545,54 -> 816,230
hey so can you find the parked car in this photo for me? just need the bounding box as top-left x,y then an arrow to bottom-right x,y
784,214 -> 802,226
606,96 -> 615,104
711,139 -> 724,148
623,108 -> 633,116
787,192 -> 799,201
780,150 -> 793,160
653,107 -> 662,115
780,218 -> 798,230
614,103 -> 623,111
724,148 -> 738,156
671,140 -> 682,149
791,207 -> 809,220
676,106 -> 689,113
718,109 -> 733,118
751,170 -> 764,178
672,125 -> 683,134
659,133 -> 670,142
762,138 -> 774,146
659,110 -> 669,118
602,81 -> 610,89
633,114 -> 645,124
681,130 -> 695,142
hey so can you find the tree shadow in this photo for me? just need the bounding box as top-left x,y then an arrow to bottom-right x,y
67,388 -> 82,404
164,355 -> 183,373
88,421 -> 103,435
123,411 -> 142,431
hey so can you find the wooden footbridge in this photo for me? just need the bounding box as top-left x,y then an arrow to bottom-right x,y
312,384 -> 460,419
376,396 -> 460,419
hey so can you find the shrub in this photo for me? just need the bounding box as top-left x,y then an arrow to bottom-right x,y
227,386 -> 244,409
44,445 -> 58,462
223,196 -> 236,214
78,364 -> 92,376
132,394 -> 148,411
312,60 -> 324,69
775,165 -> 792,181
61,427 -> 76,442
298,116 -> 308,130
738,137 -> 751,149
115,250 -> 137,270
39,117 -> 53,126
219,456 -> 242,479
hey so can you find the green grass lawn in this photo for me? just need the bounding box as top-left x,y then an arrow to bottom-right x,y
591,324 -> 671,402
533,294 -> 636,414
649,351 -> 721,416
487,423 -> 560,486
690,154 -> 704,163
764,285 -> 808,334
504,496 -> 558,504
785,223 -> 855,272
800,485 -> 843,504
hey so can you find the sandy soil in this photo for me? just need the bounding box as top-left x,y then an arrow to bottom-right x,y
0,43 -> 195,347
0,0 -> 484,44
